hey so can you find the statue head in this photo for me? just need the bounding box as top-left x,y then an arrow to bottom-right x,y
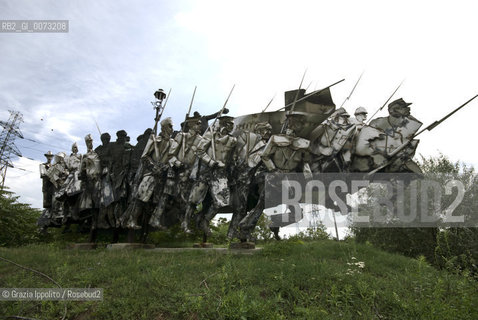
254,122 -> 272,141
354,106 -> 368,123
284,113 -> 305,135
160,117 -> 174,137
84,134 -> 93,151
332,108 -> 350,125
388,98 -> 411,118
71,142 -> 78,154
44,150 -> 54,163
218,116 -> 234,135
185,117 -> 202,135
116,130 -> 127,143
54,152 -> 66,164
100,132 -> 111,146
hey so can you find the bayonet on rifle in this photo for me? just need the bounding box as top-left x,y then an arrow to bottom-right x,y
367,81 -> 403,124
340,71 -> 364,109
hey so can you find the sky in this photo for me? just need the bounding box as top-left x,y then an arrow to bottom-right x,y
1,0 -> 478,210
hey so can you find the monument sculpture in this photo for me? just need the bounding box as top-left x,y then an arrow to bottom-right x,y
37,84 -> 478,248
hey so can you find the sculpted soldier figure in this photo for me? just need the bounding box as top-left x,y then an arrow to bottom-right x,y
95,132 -> 115,228
123,118 -> 174,229
228,122 -> 272,239
46,152 -> 68,225
38,151 -> 55,228
350,107 -> 368,130
239,113 -> 312,241
185,115 -> 237,236
62,143 -> 83,228
309,107 -> 356,172
78,134 -> 101,241
129,128 -> 153,204
360,98 -> 422,173
109,130 -> 132,226
166,116 -> 203,232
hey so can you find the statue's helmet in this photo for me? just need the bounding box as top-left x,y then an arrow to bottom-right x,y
84,134 -> 93,142
333,107 -> 350,118
55,152 -> 66,161
160,117 -> 173,128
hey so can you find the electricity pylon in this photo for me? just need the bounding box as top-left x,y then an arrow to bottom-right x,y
0,110 -> 24,189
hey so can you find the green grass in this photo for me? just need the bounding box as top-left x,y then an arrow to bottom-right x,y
1,240 -> 477,319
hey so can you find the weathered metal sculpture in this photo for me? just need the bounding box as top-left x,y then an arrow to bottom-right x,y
95,132 -> 115,229
169,116 -> 204,233
79,134 -> 101,242
37,82 -> 478,247
189,115 -> 238,238
228,122 -> 271,239
37,151 -> 55,228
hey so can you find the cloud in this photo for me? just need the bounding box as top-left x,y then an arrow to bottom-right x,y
4,157 -> 42,208
1,0 -> 478,209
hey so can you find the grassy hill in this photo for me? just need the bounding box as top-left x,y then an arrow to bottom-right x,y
1,240 -> 477,319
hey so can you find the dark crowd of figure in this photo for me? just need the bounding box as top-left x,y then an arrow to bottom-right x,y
38,98 -> 424,243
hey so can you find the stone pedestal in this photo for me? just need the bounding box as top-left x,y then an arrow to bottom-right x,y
193,242 -> 214,248
106,243 -> 155,250
69,243 -> 97,250
229,242 -> 255,250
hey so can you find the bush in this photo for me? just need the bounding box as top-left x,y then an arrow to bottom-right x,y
351,154 -> 478,275
0,188 -> 42,246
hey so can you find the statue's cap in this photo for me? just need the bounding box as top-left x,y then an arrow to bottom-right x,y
55,152 -> 66,158
185,115 -> 201,123
218,115 -> 234,123
254,122 -> 272,131
388,98 -> 412,110
354,106 -> 368,115
84,134 -> 93,142
116,130 -> 127,137
44,150 -> 54,157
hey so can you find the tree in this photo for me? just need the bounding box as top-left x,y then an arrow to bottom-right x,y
0,188 -> 42,246
351,154 -> 478,275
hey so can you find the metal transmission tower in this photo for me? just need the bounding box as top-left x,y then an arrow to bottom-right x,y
0,110 -> 24,189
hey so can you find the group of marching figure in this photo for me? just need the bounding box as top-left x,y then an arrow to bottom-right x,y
38,97 -> 423,243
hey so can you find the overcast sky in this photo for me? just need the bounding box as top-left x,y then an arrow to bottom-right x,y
1,0 -> 478,208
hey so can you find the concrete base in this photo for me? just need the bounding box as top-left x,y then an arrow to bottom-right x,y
69,243 -> 97,250
229,242 -> 255,250
193,242 -> 214,248
106,243 -> 155,250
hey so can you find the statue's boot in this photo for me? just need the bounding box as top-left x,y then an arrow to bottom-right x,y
200,205 -> 218,237
181,204 -> 195,234
96,209 -> 110,229
125,201 -> 143,230
149,202 -> 165,230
